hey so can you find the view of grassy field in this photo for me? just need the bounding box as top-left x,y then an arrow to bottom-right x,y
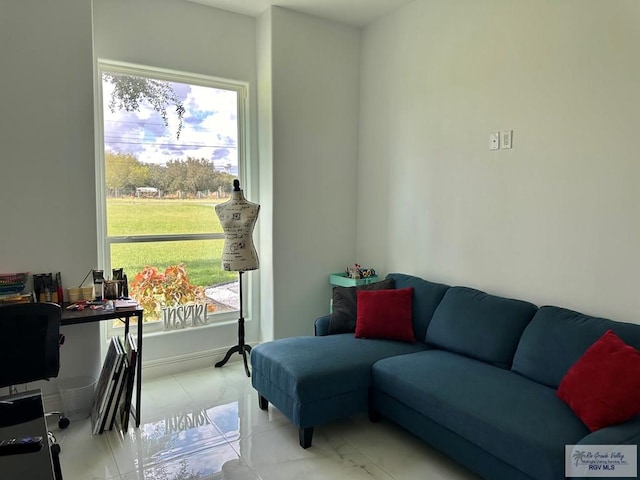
107,198 -> 237,287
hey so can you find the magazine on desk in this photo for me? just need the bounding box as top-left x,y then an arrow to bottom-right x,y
114,298 -> 138,310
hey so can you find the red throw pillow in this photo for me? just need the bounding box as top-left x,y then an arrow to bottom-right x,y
557,329 -> 640,431
355,287 -> 414,342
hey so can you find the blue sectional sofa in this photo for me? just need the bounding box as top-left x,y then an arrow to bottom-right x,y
251,273 -> 640,479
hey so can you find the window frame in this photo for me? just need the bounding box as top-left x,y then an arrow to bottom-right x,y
95,59 -> 251,335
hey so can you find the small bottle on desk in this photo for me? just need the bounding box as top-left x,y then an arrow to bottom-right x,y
56,272 -> 64,304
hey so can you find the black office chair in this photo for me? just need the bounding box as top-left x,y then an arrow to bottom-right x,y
0,302 -> 63,387
0,302 -> 68,480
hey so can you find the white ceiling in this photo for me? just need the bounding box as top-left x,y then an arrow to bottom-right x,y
185,0 -> 414,27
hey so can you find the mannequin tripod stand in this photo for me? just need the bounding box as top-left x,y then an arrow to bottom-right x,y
215,271 -> 251,377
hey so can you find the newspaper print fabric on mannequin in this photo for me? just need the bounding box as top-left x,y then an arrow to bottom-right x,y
215,181 -> 260,272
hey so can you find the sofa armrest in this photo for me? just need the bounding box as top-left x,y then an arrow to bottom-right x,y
314,315 -> 331,336
571,418 -> 640,480
577,416 -> 640,446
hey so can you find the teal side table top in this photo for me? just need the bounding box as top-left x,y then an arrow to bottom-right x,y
329,273 -> 379,287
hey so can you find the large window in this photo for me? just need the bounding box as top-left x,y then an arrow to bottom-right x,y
96,61 -> 249,334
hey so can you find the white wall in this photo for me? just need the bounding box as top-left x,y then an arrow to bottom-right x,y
269,7 -> 360,338
358,0 -> 640,323
0,0 -> 100,395
256,9 -> 275,342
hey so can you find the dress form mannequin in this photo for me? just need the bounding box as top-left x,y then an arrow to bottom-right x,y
214,180 -> 260,376
215,180 -> 260,272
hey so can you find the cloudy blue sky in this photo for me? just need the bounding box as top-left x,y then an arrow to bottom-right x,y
102,76 -> 238,174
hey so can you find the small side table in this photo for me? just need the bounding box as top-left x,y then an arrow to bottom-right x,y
329,273 -> 379,287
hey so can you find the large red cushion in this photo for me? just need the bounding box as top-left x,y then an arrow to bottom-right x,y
557,329 -> 640,431
355,287 -> 414,343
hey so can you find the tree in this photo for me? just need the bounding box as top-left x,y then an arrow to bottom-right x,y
147,163 -> 168,191
103,73 -> 186,139
164,160 -> 188,193
212,170 -> 236,193
184,157 -> 217,193
105,152 -> 150,194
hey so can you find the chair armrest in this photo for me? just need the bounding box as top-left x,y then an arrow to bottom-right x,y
314,315 -> 331,336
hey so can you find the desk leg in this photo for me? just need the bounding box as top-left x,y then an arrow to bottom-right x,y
135,311 -> 142,427
123,316 -> 130,338
51,443 -> 63,480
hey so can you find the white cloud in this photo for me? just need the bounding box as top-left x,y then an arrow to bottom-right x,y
102,77 -> 239,168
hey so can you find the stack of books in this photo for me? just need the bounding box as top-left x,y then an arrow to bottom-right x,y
90,333 -> 138,434
0,292 -> 34,305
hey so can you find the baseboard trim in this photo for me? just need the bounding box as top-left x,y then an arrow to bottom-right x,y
43,343 -> 257,414
142,343 -> 257,379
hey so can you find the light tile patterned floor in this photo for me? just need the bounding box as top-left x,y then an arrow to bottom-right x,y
53,361 -> 478,479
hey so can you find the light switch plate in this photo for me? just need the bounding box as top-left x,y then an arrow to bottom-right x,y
501,130 -> 512,149
489,132 -> 500,150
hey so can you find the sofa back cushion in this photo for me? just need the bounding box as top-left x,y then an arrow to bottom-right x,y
386,273 -> 449,342
512,306 -> 640,388
426,286 -> 538,369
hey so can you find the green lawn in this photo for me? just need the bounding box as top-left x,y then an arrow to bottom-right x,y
107,198 -> 225,236
107,198 -> 237,287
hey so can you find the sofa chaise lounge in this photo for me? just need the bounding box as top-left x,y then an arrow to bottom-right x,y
250,273 -> 640,479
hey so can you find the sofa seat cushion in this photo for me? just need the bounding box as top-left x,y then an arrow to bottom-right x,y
426,287 -> 538,369
372,350 -> 589,479
251,334 -> 430,403
512,306 -> 640,388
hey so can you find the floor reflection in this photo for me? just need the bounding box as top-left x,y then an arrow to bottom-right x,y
135,445 -> 238,480
58,362 -> 478,480
205,402 -> 240,443
117,405 -> 236,479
